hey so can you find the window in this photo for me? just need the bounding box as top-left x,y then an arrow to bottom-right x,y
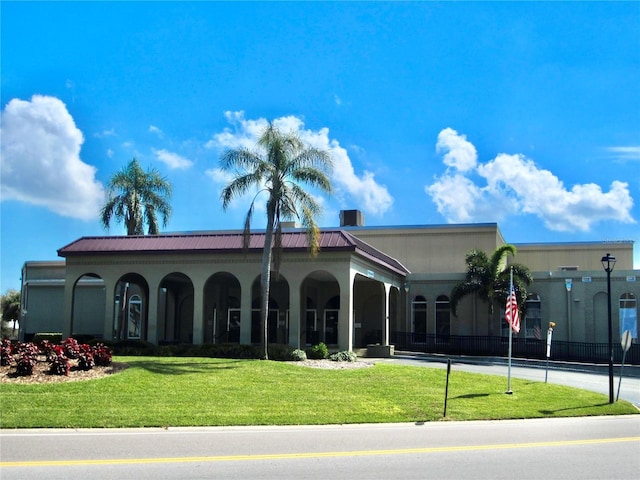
435,295 -> 450,341
524,294 -> 542,340
619,293 -> 638,339
411,296 -> 427,343
128,294 -> 142,339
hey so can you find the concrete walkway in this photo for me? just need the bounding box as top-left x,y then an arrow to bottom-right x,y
378,351 -> 640,408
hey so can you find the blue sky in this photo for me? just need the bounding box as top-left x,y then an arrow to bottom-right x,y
1,1 -> 639,293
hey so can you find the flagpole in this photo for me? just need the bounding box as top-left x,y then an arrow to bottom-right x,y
506,268 -> 514,395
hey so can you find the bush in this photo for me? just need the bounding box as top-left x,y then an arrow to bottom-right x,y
77,344 -> 95,371
329,350 -> 358,362
268,343 -> 294,361
306,342 -> 328,360
48,345 -> 71,376
62,337 -> 81,359
15,342 -> 40,376
1,338 -> 13,366
291,349 -> 307,361
92,343 -> 112,366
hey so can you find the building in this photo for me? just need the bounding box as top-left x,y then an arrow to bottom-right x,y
19,211 -> 639,362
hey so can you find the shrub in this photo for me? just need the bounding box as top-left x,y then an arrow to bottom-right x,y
92,344 -> 112,366
291,349 -> 307,361
268,343 -> 295,361
77,344 -> 95,371
15,342 -> 40,376
329,350 -> 358,362
48,345 -> 70,376
306,342 -> 328,360
1,338 -> 13,366
62,338 -> 81,359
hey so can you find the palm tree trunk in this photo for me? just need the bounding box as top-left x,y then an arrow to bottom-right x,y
259,204 -> 276,360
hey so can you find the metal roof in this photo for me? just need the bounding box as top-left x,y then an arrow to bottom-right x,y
58,229 -> 410,276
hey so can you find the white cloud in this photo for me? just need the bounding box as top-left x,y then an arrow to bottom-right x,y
152,148 -> 193,169
0,95 -> 104,220
436,127 -> 477,172
606,146 -> 640,162
426,128 -> 635,231
206,111 -> 393,216
106,148 -> 114,158
149,125 -> 164,137
94,128 -> 116,138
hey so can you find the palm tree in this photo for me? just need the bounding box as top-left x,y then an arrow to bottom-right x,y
220,123 -> 333,359
100,158 -> 172,235
450,245 -> 532,335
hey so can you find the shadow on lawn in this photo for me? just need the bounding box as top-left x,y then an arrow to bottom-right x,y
131,360 -> 244,375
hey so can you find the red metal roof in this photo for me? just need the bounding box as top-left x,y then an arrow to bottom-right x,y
58,229 -> 410,276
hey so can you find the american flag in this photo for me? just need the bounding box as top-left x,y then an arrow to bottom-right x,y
505,286 -> 520,334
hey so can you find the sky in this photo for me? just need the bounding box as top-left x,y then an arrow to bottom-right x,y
1,1 -> 639,293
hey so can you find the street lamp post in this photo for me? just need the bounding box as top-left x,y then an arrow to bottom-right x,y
601,253 -> 616,404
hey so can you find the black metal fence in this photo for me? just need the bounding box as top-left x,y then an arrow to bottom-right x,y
390,332 -> 640,365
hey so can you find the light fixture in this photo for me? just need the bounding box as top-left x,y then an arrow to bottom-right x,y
601,253 -> 616,403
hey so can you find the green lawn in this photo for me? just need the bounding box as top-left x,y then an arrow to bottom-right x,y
1,356 -> 636,428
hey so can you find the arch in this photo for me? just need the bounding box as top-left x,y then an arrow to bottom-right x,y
353,273 -> 385,348
435,295 -> 450,341
204,272 -> 242,343
301,271 -> 340,346
251,274 -> 290,344
158,272 -> 194,344
69,273 -> 106,339
113,273 -> 149,341
619,292 -> 638,339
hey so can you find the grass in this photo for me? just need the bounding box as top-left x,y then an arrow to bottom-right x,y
0,356 -> 636,428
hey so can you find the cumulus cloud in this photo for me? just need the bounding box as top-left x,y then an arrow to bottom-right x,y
206,111 -> 393,216
152,148 -> 193,169
426,128 -> 635,231
0,95 -> 104,220
149,125 -> 164,137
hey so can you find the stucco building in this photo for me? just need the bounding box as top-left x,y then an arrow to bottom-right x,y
20,211 -> 638,361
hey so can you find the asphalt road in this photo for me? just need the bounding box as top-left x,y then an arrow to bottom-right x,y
1,416 -> 639,480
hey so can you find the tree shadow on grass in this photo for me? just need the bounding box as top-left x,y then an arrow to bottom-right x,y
131,360 -> 244,375
453,393 -> 491,399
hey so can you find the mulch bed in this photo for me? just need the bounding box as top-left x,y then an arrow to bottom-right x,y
0,360 -> 128,384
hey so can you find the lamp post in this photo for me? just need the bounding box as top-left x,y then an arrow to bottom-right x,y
601,253 -> 616,404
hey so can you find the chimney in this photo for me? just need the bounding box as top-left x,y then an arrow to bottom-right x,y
340,209 -> 365,227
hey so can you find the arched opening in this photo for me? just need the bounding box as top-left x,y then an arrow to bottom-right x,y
301,270 -> 340,346
204,272 -> 241,344
158,272 -> 194,344
251,274 -> 290,344
113,274 -> 149,341
353,274 -> 384,348
70,273 -> 105,339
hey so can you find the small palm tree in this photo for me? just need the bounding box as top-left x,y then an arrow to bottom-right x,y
220,123 -> 333,359
101,158 -> 172,235
450,245 -> 532,335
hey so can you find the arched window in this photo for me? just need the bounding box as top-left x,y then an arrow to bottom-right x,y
435,295 -> 450,342
524,294 -> 542,340
411,296 -> 427,343
619,293 -> 638,339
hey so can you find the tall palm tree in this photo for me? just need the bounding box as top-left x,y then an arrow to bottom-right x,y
450,244 -> 532,335
220,123 -> 333,359
100,158 -> 172,235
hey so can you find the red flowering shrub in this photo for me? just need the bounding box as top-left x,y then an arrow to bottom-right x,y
77,344 -> 95,371
92,343 -> 113,367
62,338 -> 80,359
1,338 -> 13,366
48,345 -> 70,376
15,342 -> 40,376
